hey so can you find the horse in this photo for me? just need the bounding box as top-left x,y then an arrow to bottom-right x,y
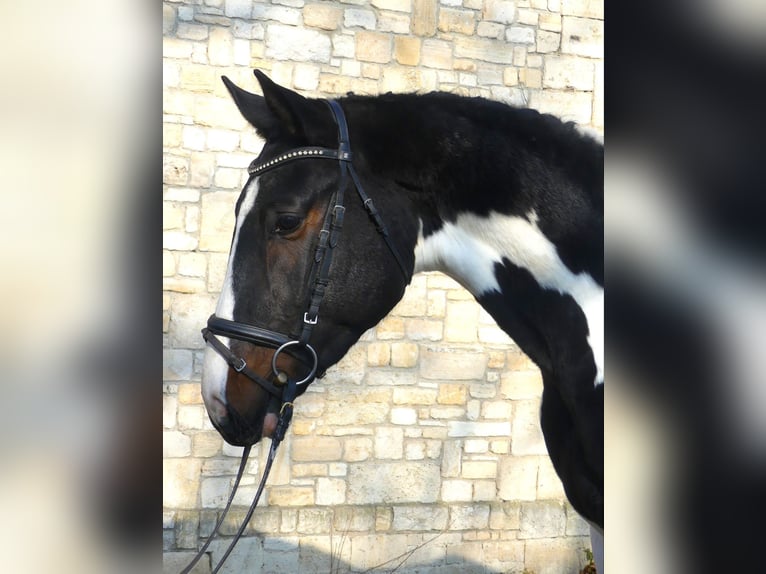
201,70 -> 604,571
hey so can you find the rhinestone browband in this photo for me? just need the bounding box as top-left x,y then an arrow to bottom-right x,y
248,146 -> 345,176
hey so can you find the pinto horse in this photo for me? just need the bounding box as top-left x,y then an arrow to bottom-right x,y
202,70 -> 604,569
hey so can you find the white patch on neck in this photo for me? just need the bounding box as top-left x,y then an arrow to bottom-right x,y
202,178 -> 260,413
415,211 -> 604,387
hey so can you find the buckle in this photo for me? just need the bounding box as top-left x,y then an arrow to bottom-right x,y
233,357 -> 246,372
303,312 -> 318,325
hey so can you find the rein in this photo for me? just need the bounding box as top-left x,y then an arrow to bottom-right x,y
183,99 -> 410,573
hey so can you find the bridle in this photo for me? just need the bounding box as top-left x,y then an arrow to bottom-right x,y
181,99 -> 410,573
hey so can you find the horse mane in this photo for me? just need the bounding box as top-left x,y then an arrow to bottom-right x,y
341,91 -> 603,215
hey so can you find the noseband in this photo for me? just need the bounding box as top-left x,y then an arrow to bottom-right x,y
183,99 -> 410,574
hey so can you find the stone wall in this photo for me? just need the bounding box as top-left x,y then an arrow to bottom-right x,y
163,0 -> 602,572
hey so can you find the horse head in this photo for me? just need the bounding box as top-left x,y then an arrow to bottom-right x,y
202,71 -> 416,446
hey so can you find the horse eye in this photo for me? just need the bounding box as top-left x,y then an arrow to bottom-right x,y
274,214 -> 303,234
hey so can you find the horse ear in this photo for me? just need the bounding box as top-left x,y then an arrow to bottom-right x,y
252,70 -> 315,140
221,75 -> 280,139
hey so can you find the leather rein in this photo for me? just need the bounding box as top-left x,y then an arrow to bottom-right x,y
181,99 -> 409,573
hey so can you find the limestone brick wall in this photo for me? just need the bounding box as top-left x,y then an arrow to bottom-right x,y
163,1 -> 602,572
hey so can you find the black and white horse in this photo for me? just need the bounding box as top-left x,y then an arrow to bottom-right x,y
202,71 -> 604,570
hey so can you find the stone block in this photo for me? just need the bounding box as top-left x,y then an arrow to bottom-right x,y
540,12 -> 562,31
163,393 -> 177,429
404,440 -> 425,460
520,500 -> 566,539
189,152 -> 215,188
454,37 -> 515,65
483,0 -> 516,24
268,486 -> 315,506
375,427 -> 404,459
530,89 -> 592,124
372,0 -> 411,12
192,432 -> 222,457
252,4 -> 301,25
293,463 -> 327,477
344,8 -> 377,30
163,38 -> 193,60
162,552 -> 210,574
405,318 -> 443,340
304,4 -> 342,30
517,8 -> 539,25
535,29 -> 560,53
524,537 -> 591,574
367,342 -> 391,366
390,342 -> 419,367
441,439 -> 462,477
473,480 -> 497,501
393,387 -> 437,405
391,407 -> 417,425
420,347 -> 487,380
477,21 -> 504,39
324,400 -> 389,425
437,383 -> 468,405
441,479 -> 472,502
462,460 -> 497,479
481,400 -> 513,419
294,63 -> 321,90
224,0 -> 251,18
347,462 -> 441,503
438,8 -> 475,35
199,192 -> 236,252
497,456 -> 538,501
394,36 -> 421,66
207,28 -> 233,66
464,439 -> 488,453
164,349 -> 193,380
164,431 -> 192,458
378,12 -> 411,34
169,294 -> 218,349
376,316 -> 405,339
412,0 -> 438,36
489,501 -> 520,530
561,0 -> 603,19
536,455 -> 566,499
334,506 -> 375,531
292,437 -> 343,461
490,440 -> 510,454
163,155 -> 189,186
297,508 -> 333,533
511,399 -> 548,455
449,504 -> 490,530
430,406 -> 465,419
444,300 -> 479,342
356,31 -> 392,64
178,405 -> 205,430
332,33 -> 355,58
506,26 -> 535,44
392,505 -> 449,530
447,421 -> 511,437
543,55 -> 594,90
163,275 -> 205,294
178,383 -> 204,405
265,24 -> 332,63
561,16 -> 603,58
164,459 -> 201,509
344,437 -> 373,462
500,369 -> 542,400
375,506 -> 393,531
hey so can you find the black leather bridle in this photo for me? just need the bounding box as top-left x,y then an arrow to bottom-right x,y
182,99 -> 410,574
